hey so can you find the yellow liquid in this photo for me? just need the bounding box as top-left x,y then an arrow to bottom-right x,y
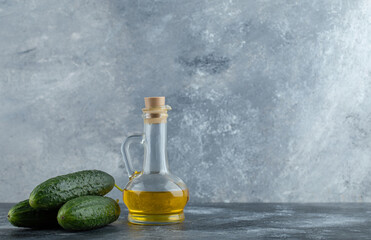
124,189 -> 189,225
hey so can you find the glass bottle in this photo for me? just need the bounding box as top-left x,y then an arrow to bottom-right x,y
121,97 -> 189,225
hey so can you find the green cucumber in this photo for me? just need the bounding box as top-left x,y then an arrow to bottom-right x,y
8,200 -> 59,228
57,196 -> 120,231
29,170 -> 115,210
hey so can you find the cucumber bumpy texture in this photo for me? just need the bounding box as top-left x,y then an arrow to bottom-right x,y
57,195 -> 121,231
29,170 -> 115,210
8,199 -> 59,228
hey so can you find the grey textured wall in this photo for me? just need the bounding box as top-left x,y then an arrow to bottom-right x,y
0,0 -> 370,203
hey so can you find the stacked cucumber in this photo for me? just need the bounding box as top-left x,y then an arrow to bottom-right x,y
7,170 -> 120,231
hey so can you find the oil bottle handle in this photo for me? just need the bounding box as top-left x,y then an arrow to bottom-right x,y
121,134 -> 144,179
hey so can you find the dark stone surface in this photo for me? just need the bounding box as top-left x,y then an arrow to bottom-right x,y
1,203 -> 371,239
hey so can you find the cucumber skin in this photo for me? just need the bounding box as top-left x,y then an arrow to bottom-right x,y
29,170 -> 115,210
8,200 -> 59,228
57,196 -> 120,231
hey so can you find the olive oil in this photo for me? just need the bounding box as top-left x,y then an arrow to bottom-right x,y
124,189 -> 189,224
121,97 -> 189,224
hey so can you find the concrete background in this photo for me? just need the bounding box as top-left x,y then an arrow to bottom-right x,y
0,0 -> 370,203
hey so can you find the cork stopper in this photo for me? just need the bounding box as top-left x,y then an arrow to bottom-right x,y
144,97 -> 165,108
143,97 -> 170,124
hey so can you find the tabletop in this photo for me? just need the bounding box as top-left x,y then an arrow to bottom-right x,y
1,202 -> 371,239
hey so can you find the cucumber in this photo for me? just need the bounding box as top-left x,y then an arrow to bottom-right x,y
57,196 -> 120,231
29,170 -> 115,210
8,200 -> 59,228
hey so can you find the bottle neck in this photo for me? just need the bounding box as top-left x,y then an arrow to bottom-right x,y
143,122 -> 169,174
